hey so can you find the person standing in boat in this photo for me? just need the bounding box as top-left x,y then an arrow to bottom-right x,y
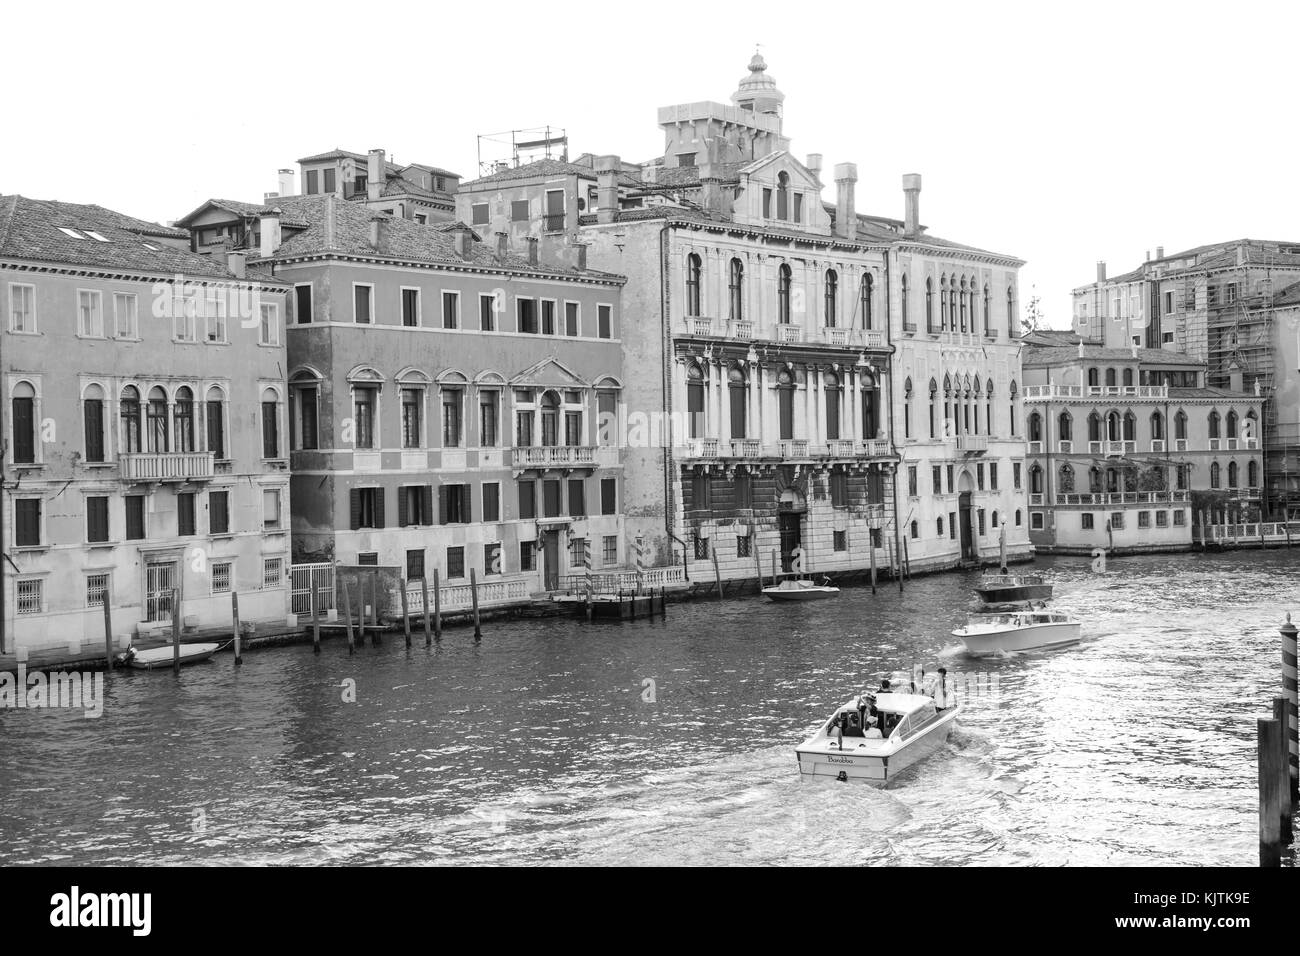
933,668 -> 955,711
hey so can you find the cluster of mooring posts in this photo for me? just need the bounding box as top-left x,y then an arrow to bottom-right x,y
1200,511 -> 1299,550
1257,613 -> 1299,865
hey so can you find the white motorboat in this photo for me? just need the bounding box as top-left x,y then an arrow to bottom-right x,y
795,692 -> 961,785
952,610 -> 1082,656
974,573 -> 1052,604
119,642 -> 224,670
762,578 -> 840,601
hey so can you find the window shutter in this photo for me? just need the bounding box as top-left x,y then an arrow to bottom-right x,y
84,400 -> 104,462
419,485 -> 432,526
373,488 -> 385,527
13,397 -> 35,463
438,485 -> 449,525
461,485 -> 472,524
89,498 -> 108,541
350,489 -> 362,530
207,401 -> 224,458
601,478 -> 616,515
397,486 -> 409,528
17,500 -> 39,545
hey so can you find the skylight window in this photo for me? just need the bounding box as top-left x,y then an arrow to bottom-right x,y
142,242 -> 159,251
57,227 -> 87,239
84,230 -> 110,242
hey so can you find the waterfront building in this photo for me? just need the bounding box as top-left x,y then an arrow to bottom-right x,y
1020,331 -> 1265,553
455,54 -> 1031,579
0,195 -> 291,653
176,193 -> 627,595
1072,240 -> 1300,518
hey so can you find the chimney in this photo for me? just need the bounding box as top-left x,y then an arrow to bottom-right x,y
1156,245 -> 1164,260
452,224 -> 473,258
1096,260 -> 1107,283
527,236 -> 539,267
264,192 -> 279,204
495,231 -> 508,260
576,243 -> 588,271
259,208 -> 282,258
369,212 -> 385,250
902,173 -> 922,238
833,163 -> 857,239
227,250 -> 246,279
278,168 -> 294,197
596,154 -> 620,224
806,153 -> 823,185
324,195 -> 337,249
367,148 -> 385,202
1228,361 -> 1244,393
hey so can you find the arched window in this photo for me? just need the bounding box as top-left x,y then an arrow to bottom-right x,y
728,365 -> 748,439
1248,459 -> 1259,487
985,381 -> 993,434
900,274 -> 909,327
1122,367 -> 1133,387
776,367 -> 796,440
1058,411 -> 1073,442
260,386 -> 280,458
10,381 -> 38,464
1226,411 -> 1238,439
1088,412 -> 1102,442
1089,466 -> 1103,493
1176,465 -> 1187,490
147,386 -> 169,453
1028,412 -> 1043,443
174,386 -> 195,453
972,376 -> 983,435
1123,412 -> 1136,442
1210,461 -> 1221,488
983,284 -> 990,335
1245,410 -> 1258,444
1228,461 -> 1239,488
777,264 -> 792,323
1175,410 -> 1187,441
686,363 -> 704,439
1105,367 -> 1117,387
685,253 -> 702,317
1151,411 -> 1164,441
860,370 -> 878,440
937,515 -> 945,536
991,510 -> 999,529
860,273 -> 873,330
959,277 -> 968,332
1015,509 -> 1022,526
1006,286 -> 1015,335
776,171 -> 789,220
1208,411 -> 1220,439
928,378 -> 938,438
83,383 -> 106,463
120,385 -> 141,454
1059,463 -> 1075,493
205,385 -> 226,458
541,389 -> 562,446
949,282 -> 958,332
289,369 -> 322,451
943,375 -> 952,436
925,278 -> 934,332
1030,464 -> 1043,494
939,275 -> 948,331
1087,367 -> 1099,387
824,269 -> 838,327
824,370 -> 841,440
728,258 -> 743,322
1008,380 -> 1018,436
903,377 -> 913,439
911,520 -> 919,539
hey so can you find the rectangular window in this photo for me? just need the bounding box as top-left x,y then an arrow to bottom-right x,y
977,463 -> 985,491
406,549 -> 425,582
172,294 -> 197,341
520,541 -> 536,572
1031,512 -> 1045,530
357,552 -> 378,567
793,193 -> 803,223
907,466 -> 918,497
351,488 -> 385,529
479,294 -> 496,331
990,463 -> 999,490
1081,513 -> 1094,530
322,168 -> 336,193
206,298 -> 227,343
354,284 -> 373,324
570,537 -> 587,568
946,465 -> 955,494
440,484 -> 471,524
263,488 -> 282,530
694,534 -> 709,560
480,394 -> 498,447
598,304 -> 612,339
446,546 -> 465,579
518,298 -> 538,334
16,579 -> 42,615
543,479 -> 561,517
737,534 -> 752,558
1014,462 -> 1022,490
402,288 -> 420,327
442,389 -> 462,447
126,495 -> 145,540
541,300 -> 556,336
295,284 -> 313,324
397,484 -> 433,527
210,490 -> 230,535
113,292 -> 137,338
1156,510 -> 1168,528
78,290 -> 104,337
262,556 -> 284,589
471,203 -> 489,226
1138,510 -> 1151,528
306,170 -> 319,194
87,496 -> 109,542
87,572 -> 109,607
178,492 -> 196,536
211,562 -> 232,594
1111,512 -> 1125,530
932,466 -> 942,495
84,397 -> 105,462
762,188 -> 772,218
519,480 -> 537,520
1173,510 -> 1186,526
602,535 -> 618,566
511,200 -> 530,222
9,283 -> 35,332
564,302 -> 579,336
485,542 -> 502,576
977,509 -> 986,536
830,471 -> 849,507
12,393 -> 36,464
568,478 -> 586,517
258,302 -> 279,345
402,388 -> 422,448
353,387 -> 376,449
601,478 -> 617,515
262,399 -> 280,458
833,530 -> 847,552
442,291 -> 459,329
482,482 -> 500,523
949,512 -> 957,540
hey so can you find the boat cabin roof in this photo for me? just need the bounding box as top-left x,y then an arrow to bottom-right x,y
868,693 -> 934,716
977,611 -> 1070,624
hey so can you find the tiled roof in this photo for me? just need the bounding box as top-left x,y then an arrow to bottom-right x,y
1273,280 -> 1300,306
462,158 -> 599,187
380,176 -> 451,202
402,162 -> 462,180
175,198 -> 310,230
1021,343 -> 1204,368
0,194 -> 256,280
258,195 -> 621,282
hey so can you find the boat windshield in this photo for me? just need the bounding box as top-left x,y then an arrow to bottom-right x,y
891,702 -> 938,740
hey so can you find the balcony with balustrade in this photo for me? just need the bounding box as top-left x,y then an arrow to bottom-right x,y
677,436 -> 893,464
1051,490 -> 1191,507
1088,440 -> 1137,456
120,452 -> 215,482
955,435 -> 989,454
679,315 -> 889,352
513,445 -> 597,469
1023,384 -> 1169,402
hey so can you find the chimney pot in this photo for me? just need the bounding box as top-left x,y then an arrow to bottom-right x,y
596,154 -> 620,225
527,236 -> 539,267
806,153 -> 823,183
367,148 -> 385,202
576,244 -> 588,271
277,168 -> 294,197
258,208 -> 282,258
369,213 -> 384,250
902,173 -> 922,238
495,231 -> 508,260
1156,245 -> 1164,259
452,225 -> 472,258
834,163 -> 858,240
1097,260 -> 1107,283
227,250 -> 247,279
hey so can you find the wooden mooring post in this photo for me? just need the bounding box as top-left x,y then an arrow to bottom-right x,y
102,592 -> 114,673
369,573 -> 380,644
400,577 -> 411,647
1258,716 -> 1283,866
711,548 -> 723,600
1273,697 -> 1293,844
342,578 -> 355,655
470,568 -> 482,639
1283,614 -> 1299,806
869,537 -> 877,594
232,592 -> 242,665
433,569 -> 443,639
753,542 -> 764,591
902,538 -> 911,581
420,577 -> 432,646
171,588 -> 181,677
311,582 -> 321,654
771,550 -> 779,586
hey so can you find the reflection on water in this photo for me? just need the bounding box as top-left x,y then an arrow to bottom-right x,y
2,551 -> 1296,865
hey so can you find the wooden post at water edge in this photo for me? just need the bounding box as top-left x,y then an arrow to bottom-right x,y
342,577 -> 355,655
420,577 -> 432,646
869,535 -> 877,594
752,541 -> 764,591
711,547 -> 723,600
102,592 -> 114,673
171,588 -> 181,676
400,577 -> 411,647
433,569 -> 443,639
231,592 -> 242,665
311,582 -> 321,654
1258,717 -> 1283,866
1272,697 -> 1292,844
470,568 -> 482,638
1283,614 -> 1299,806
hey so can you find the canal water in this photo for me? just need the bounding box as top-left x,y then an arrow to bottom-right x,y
2,551 -> 1297,866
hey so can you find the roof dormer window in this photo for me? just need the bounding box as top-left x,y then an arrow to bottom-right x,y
84,230 -> 110,242
57,227 -> 87,239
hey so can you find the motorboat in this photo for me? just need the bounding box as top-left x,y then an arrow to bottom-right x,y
795,692 -> 961,785
119,642 -> 224,670
974,573 -> 1052,604
762,578 -> 839,601
952,610 -> 1081,656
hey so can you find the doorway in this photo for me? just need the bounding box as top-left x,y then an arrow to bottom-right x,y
543,530 -> 560,590
959,491 -> 975,560
778,512 -> 802,573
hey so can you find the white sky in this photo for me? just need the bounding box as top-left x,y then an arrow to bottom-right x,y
4,0 -> 1298,325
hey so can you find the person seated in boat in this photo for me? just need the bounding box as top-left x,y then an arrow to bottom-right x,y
842,709 -> 864,737
933,667 -> 955,711
878,678 -> 892,695
863,716 -> 883,739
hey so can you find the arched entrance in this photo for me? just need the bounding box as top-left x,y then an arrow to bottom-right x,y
957,470 -> 976,561
778,488 -> 806,572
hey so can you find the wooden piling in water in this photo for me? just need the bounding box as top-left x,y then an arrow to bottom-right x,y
311,582 -> 321,654
753,543 -> 764,590
1258,717 -> 1283,866
771,550 -> 778,586
400,577 -> 411,647
1283,614 -> 1299,806
1273,697 -> 1293,844
102,592 -> 114,673
171,588 -> 181,677
342,579 -> 355,655
711,548 -> 723,600
470,568 -> 482,638
369,573 -> 380,642
232,592 -> 242,665
869,536 -> 877,594
420,577 -> 432,646
903,538 -> 911,580
433,569 -> 443,639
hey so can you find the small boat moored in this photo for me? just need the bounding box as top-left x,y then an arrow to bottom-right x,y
952,610 -> 1082,656
975,573 -> 1052,605
795,692 -> 961,785
762,577 -> 840,601
119,642 -> 225,670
